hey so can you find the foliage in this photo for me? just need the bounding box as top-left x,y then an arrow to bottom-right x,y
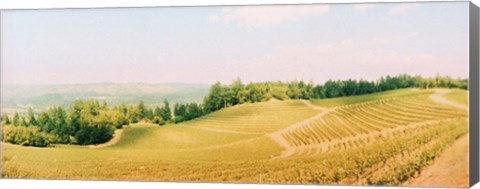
2,125 -> 57,147
12,112 -> 20,126
1,90 -> 468,185
201,74 -> 467,114
152,116 -> 166,126
1,113 -> 11,125
3,99 -> 129,146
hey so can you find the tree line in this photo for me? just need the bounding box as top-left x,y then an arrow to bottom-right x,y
202,74 -> 467,113
1,99 -> 178,147
1,74 -> 468,147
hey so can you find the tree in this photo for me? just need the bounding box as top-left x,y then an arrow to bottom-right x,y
145,108 -> 154,121
203,82 -> 224,113
20,117 -> 28,126
174,103 -> 187,118
185,102 -> 203,121
287,81 -> 302,99
96,110 -> 128,129
74,122 -> 114,145
100,100 -> 108,110
27,108 -> 38,126
173,103 -> 188,123
2,125 -> 52,147
152,116 -> 166,126
12,112 -> 20,126
313,85 -> 326,99
161,99 -> 172,121
245,83 -> 265,103
1,113 -> 10,125
229,77 -> 245,105
137,100 -> 147,120
37,112 -> 51,132
324,80 -> 343,98
154,106 -> 162,117
127,105 -> 140,123
304,81 -> 315,99
50,107 -> 69,143
68,100 -> 84,136
118,102 -> 128,116
271,84 -> 289,100
343,79 -> 358,96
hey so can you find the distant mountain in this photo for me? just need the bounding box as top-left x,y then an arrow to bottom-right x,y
1,83 -> 210,115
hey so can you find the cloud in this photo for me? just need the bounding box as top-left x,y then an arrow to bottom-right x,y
220,39 -> 467,83
353,4 -> 375,12
208,5 -> 329,28
388,3 -> 421,15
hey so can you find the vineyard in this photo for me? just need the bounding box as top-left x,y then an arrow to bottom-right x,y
268,91 -> 467,158
1,88 -> 468,187
182,100 -> 321,134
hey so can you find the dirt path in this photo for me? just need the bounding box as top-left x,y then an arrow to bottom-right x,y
403,134 -> 469,187
89,128 -> 125,148
266,107 -> 338,158
267,96 -> 418,158
430,89 -> 468,110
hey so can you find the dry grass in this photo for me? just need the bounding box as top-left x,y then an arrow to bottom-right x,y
1,88 -> 468,186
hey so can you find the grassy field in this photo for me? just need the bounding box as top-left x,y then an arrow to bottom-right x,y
1,88 -> 468,186
443,89 -> 468,106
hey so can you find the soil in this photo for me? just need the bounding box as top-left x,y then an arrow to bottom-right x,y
402,134 -> 469,188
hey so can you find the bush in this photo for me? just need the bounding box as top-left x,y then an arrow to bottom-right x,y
74,123 -> 114,145
2,125 -> 54,147
152,116 -> 166,126
173,116 -> 184,123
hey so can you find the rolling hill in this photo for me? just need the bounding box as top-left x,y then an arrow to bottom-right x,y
1,88 -> 468,186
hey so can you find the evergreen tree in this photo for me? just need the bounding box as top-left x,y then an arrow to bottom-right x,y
145,108 -> 154,121
118,102 -> 128,116
68,100 -> 84,136
1,113 -> 10,125
154,106 -> 162,117
12,112 -> 20,126
20,117 -> 28,126
137,100 -> 147,120
161,99 -> 172,121
27,108 -> 38,126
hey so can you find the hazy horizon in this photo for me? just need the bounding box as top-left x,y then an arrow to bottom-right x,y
1,2 -> 469,85
1,73 -> 470,86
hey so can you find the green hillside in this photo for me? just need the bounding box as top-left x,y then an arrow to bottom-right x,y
1,88 -> 468,185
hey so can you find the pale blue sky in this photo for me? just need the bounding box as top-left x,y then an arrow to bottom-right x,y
1,2 -> 469,85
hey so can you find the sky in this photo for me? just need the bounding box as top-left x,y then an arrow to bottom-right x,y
0,2 -> 469,85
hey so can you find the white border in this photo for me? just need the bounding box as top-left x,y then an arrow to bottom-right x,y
0,0 -> 478,189
0,0 -> 470,9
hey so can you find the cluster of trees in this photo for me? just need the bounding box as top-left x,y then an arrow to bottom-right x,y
203,74 -> 467,112
1,99 -> 175,147
0,74 -> 468,147
2,125 -> 56,147
122,99 -> 172,125
173,102 -> 205,123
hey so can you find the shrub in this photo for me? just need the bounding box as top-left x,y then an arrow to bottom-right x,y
152,116 -> 166,126
2,125 -> 54,147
